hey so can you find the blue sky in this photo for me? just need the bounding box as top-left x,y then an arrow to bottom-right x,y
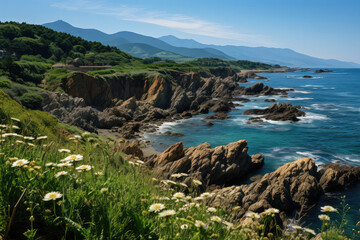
2,0 -> 360,63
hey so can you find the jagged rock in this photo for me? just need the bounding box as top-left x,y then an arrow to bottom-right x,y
115,140 -> 144,159
204,112 -> 232,120
146,140 -> 264,186
264,99 -> 276,102
119,123 -> 141,139
314,69 -> 333,73
170,87 -> 191,113
238,82 -> 291,96
208,158 -> 322,218
319,164 -> 360,192
244,102 -> 305,122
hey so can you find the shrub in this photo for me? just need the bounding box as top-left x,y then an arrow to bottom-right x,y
0,76 -> 11,88
20,92 -> 43,109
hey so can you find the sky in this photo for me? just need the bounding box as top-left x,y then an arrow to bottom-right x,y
2,0 -> 360,63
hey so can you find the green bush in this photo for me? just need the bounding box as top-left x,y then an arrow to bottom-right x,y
0,76 -> 11,88
20,92 -> 43,109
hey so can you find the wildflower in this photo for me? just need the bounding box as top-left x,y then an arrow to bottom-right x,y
75,165 -> 92,172
207,207 -> 217,213
245,211 -> 260,219
152,178 -> 158,181
45,209 -> 52,214
43,192 -> 63,201
37,136 -> 48,140
265,208 -> 280,214
9,157 -> 18,161
15,140 -> 24,144
33,166 -> 41,170
171,173 -> 184,178
24,136 -> 35,140
136,160 -> 145,164
180,224 -> 188,229
320,205 -> 338,213
200,192 -> 214,198
28,143 -> 35,147
55,171 -> 68,178
95,171 -> 104,175
318,214 -> 330,221
222,221 -> 234,229
11,125 -> 20,130
45,162 -> 56,167
58,149 -> 71,153
0,124 -> 7,128
303,228 -> 316,235
158,210 -> 176,218
63,154 -> 83,162
149,203 -> 166,212
163,180 -> 177,185
195,220 -> 208,230
100,188 -> 108,193
211,216 -> 222,223
11,117 -> 20,122
128,161 -> 135,166
178,182 -> 188,188
192,179 -> 202,186
11,159 -> 29,167
293,225 -> 302,230
159,197 -> 170,201
172,192 -> 185,199
194,196 -> 204,201
29,216 -> 35,222
57,162 -> 72,167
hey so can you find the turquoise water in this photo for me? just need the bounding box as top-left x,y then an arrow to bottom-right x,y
144,69 -> 360,235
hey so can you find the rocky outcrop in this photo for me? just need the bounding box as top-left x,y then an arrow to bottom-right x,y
237,82 -> 291,96
41,92 -> 123,132
314,69 -> 333,73
207,158 -> 360,223
264,99 -> 276,102
319,164 -> 360,192
244,102 -> 305,122
302,75 -> 313,78
204,112 -> 232,120
115,140 -> 144,159
146,140 -> 264,186
208,158 -> 322,220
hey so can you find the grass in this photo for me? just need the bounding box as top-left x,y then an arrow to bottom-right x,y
0,90 -> 358,240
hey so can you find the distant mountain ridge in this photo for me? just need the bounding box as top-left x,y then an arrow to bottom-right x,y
43,20 -> 360,68
159,35 -> 360,68
43,20 -> 234,61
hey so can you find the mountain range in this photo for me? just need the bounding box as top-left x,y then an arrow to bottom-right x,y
43,20 -> 360,68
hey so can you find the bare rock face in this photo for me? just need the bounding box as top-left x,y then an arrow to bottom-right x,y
146,140 -> 264,186
208,158 -> 322,218
238,82 -> 290,96
115,140 -> 144,159
244,102 -> 305,122
319,164 -> 360,192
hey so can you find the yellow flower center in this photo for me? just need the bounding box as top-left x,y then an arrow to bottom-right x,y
49,193 -> 57,199
70,156 -> 77,160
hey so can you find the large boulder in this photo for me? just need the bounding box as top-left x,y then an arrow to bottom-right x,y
319,164 -> 360,192
244,102 -> 305,122
146,140 -> 264,186
208,158 -> 322,219
115,140 -> 144,159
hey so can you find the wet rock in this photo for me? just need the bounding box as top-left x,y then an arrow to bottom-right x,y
238,82 -> 291,96
314,69 -> 333,73
319,164 -> 360,192
205,122 -> 214,126
204,112 -> 232,120
302,75 -> 313,78
264,99 -> 276,102
244,102 -> 305,122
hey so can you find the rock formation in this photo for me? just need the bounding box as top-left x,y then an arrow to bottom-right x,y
244,102 -> 305,122
145,140 -> 264,186
237,82 -> 292,96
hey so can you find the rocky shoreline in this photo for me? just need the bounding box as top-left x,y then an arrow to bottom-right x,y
38,66 -> 360,226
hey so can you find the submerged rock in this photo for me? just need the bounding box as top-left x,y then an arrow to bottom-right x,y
204,112 -> 232,120
314,69 -> 333,73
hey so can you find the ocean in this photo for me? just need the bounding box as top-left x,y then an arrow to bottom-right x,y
144,68 -> 360,236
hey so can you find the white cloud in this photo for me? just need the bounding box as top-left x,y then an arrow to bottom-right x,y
51,0 -> 271,46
